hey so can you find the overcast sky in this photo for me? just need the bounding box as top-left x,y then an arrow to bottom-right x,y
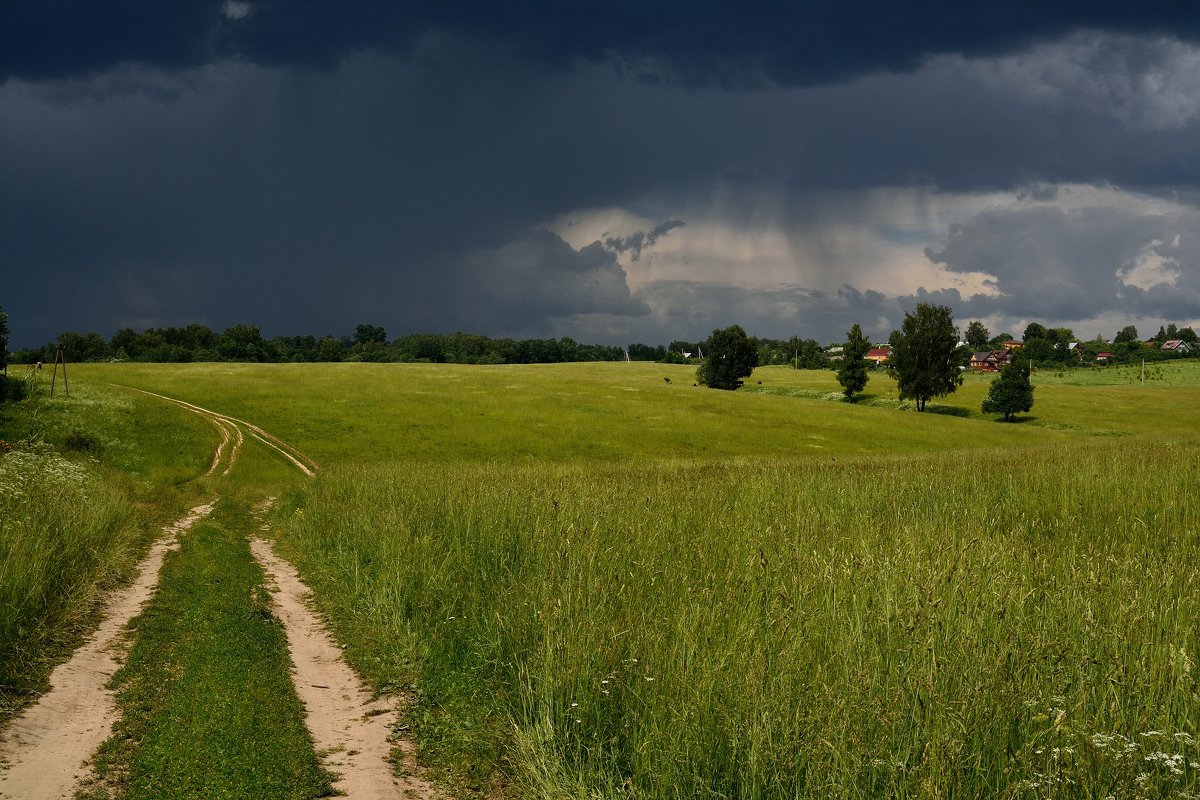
4,1 -> 1200,348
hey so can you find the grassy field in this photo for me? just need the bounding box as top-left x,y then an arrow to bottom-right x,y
6,360 -> 1200,798
69,361 -> 1160,465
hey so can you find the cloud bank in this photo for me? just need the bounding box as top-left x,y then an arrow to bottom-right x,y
2,5 -> 1199,347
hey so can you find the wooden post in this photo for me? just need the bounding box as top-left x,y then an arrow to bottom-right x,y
50,344 -> 68,398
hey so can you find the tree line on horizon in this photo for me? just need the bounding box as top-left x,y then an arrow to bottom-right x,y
3,319 -> 833,369
3,309 -> 1195,372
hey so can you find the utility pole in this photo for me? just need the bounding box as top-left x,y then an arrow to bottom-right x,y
50,344 -> 68,398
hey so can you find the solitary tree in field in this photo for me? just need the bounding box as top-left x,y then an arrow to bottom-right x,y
837,323 -> 870,400
982,350 -> 1034,421
889,303 -> 962,412
696,325 -> 758,390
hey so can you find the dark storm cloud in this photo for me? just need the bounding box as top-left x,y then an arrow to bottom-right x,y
4,7 -> 1200,348
459,230 -> 651,331
634,282 -> 901,343
0,50 -> 660,344
3,1 -> 1198,87
603,220 -> 686,262
925,204 -> 1200,322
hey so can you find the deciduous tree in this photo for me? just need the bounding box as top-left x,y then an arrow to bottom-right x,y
696,325 -> 758,390
889,303 -> 962,412
1022,322 -> 1047,341
982,350 -> 1034,422
1114,325 -> 1139,344
964,320 -> 990,349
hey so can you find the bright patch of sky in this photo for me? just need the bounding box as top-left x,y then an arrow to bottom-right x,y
221,2 -> 253,22
549,183 -> 1190,310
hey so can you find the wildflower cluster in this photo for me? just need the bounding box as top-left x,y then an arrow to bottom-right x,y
1015,709 -> 1198,799
0,443 -> 93,509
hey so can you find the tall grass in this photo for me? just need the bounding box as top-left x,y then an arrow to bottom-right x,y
0,380 -> 213,719
281,442 -> 1200,798
0,443 -> 130,704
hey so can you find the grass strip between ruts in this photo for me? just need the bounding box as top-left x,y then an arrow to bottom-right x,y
83,497 -> 335,800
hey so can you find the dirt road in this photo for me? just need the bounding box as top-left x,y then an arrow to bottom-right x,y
0,503 -> 214,800
0,389 -> 437,798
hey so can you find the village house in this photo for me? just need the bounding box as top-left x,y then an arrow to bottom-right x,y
969,350 -> 1013,372
1160,339 -> 1192,353
865,346 -> 892,365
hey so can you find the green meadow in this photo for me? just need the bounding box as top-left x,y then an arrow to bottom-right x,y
3,360 -> 1199,798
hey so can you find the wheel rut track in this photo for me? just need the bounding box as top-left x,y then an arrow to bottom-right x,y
0,386 -> 437,798
0,503 -> 215,800
120,387 -> 318,477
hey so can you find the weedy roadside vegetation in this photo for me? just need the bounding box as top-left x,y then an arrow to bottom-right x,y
0,375 -> 212,721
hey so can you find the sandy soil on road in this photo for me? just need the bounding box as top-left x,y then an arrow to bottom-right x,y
0,503 -> 215,800
251,500 -> 441,800
1,390 -> 430,799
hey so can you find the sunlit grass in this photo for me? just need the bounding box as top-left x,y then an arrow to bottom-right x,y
0,444 -> 129,706
279,445 -> 1200,797
72,360 -> 1200,465
31,360 -> 1200,797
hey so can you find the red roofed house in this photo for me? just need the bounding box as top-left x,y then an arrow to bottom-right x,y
1161,339 -> 1192,353
865,347 -> 892,365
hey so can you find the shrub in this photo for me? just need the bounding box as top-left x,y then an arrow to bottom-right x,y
0,375 -> 28,403
63,429 -> 101,454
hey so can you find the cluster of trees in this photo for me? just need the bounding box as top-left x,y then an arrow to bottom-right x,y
9,319 -> 841,371
9,324 -> 647,366
6,304 -> 1194,386
964,320 -> 1198,366
693,327 -> 835,389
702,304 -> 971,413
826,304 -> 1032,420
661,336 -> 828,369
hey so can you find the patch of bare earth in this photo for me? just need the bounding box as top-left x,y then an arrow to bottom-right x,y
0,503 -> 215,800
250,502 -> 441,799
